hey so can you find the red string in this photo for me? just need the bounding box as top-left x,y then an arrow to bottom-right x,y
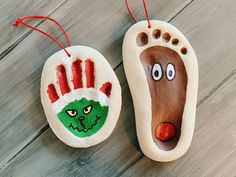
125,0 -> 137,23
125,0 -> 151,28
13,16 -> 71,57
142,0 -> 151,28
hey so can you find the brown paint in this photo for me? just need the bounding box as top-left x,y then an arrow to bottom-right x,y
153,29 -> 161,39
140,46 -> 187,150
162,33 -> 171,42
172,38 -> 179,45
181,47 -> 187,55
136,32 -> 148,46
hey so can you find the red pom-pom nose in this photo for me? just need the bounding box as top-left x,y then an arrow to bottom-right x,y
155,122 -> 176,141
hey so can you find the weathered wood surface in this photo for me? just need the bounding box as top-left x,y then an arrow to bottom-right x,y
0,0 -> 191,175
0,65 -> 142,177
0,0 -> 66,56
121,0 -> 236,176
0,0 -> 235,176
122,74 -> 236,177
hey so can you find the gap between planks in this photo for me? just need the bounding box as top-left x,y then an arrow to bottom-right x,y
0,0 -> 193,172
117,68 -> 236,177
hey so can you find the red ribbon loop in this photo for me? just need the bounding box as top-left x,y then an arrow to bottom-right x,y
125,0 -> 151,28
13,16 -> 71,57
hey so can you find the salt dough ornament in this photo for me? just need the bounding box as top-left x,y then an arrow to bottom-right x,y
123,1 -> 198,161
42,46 -> 122,147
13,16 -> 121,147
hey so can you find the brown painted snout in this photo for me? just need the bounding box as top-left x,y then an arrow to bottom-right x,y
140,46 -> 187,150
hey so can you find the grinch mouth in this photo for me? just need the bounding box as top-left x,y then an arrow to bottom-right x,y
68,115 -> 101,133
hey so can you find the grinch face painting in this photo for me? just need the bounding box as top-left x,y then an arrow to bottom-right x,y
47,59 -> 112,139
40,44 -> 123,149
57,98 -> 108,137
41,48 -> 121,147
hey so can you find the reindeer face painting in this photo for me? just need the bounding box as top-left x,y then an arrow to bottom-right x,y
123,21 -> 198,162
41,46 -> 121,148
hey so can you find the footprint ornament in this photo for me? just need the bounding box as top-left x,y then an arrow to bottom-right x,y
41,46 -> 121,147
123,20 -> 198,161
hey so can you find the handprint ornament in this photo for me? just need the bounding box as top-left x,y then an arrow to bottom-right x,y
41,46 -> 121,147
12,16 -> 121,148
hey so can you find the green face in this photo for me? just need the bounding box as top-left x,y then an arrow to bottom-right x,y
57,98 -> 108,137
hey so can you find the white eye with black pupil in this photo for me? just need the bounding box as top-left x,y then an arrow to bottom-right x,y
66,110 -> 77,117
83,105 -> 92,114
166,63 -> 176,81
151,63 -> 162,81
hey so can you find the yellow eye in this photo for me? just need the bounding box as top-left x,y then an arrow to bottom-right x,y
83,105 -> 92,114
66,110 -> 77,117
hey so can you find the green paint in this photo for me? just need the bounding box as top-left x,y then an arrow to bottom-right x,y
57,98 -> 108,137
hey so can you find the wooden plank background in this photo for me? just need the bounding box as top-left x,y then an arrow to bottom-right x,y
0,0 -> 235,176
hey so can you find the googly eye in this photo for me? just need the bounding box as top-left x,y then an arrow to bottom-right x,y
166,63 -> 176,81
66,109 -> 77,117
151,63 -> 163,81
83,105 -> 92,114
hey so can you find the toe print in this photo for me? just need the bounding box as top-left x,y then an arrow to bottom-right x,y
181,47 -> 188,55
162,32 -> 171,42
153,29 -> 161,39
171,38 -> 179,45
136,32 -> 148,46
123,20 -> 198,161
41,46 -> 121,148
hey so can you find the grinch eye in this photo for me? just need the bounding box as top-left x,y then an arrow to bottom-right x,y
83,105 -> 92,114
66,110 -> 77,117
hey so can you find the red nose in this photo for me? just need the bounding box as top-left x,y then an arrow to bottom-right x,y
155,122 -> 176,141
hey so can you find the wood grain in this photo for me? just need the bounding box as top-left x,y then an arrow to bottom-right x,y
0,0 -> 66,56
170,0 -> 236,101
120,0 -> 236,176
0,0 -> 189,174
121,73 -> 236,177
1,0 -> 235,176
0,64 -> 141,177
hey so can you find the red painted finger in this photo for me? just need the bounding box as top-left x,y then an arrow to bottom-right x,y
47,84 -> 59,103
85,59 -> 95,88
100,82 -> 112,97
56,64 -> 70,95
72,59 -> 83,89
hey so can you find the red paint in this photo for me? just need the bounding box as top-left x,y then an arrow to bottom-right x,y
85,59 -> 95,88
47,84 -> 59,103
72,59 -> 83,89
100,82 -> 112,97
155,122 -> 176,141
56,65 -> 70,95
